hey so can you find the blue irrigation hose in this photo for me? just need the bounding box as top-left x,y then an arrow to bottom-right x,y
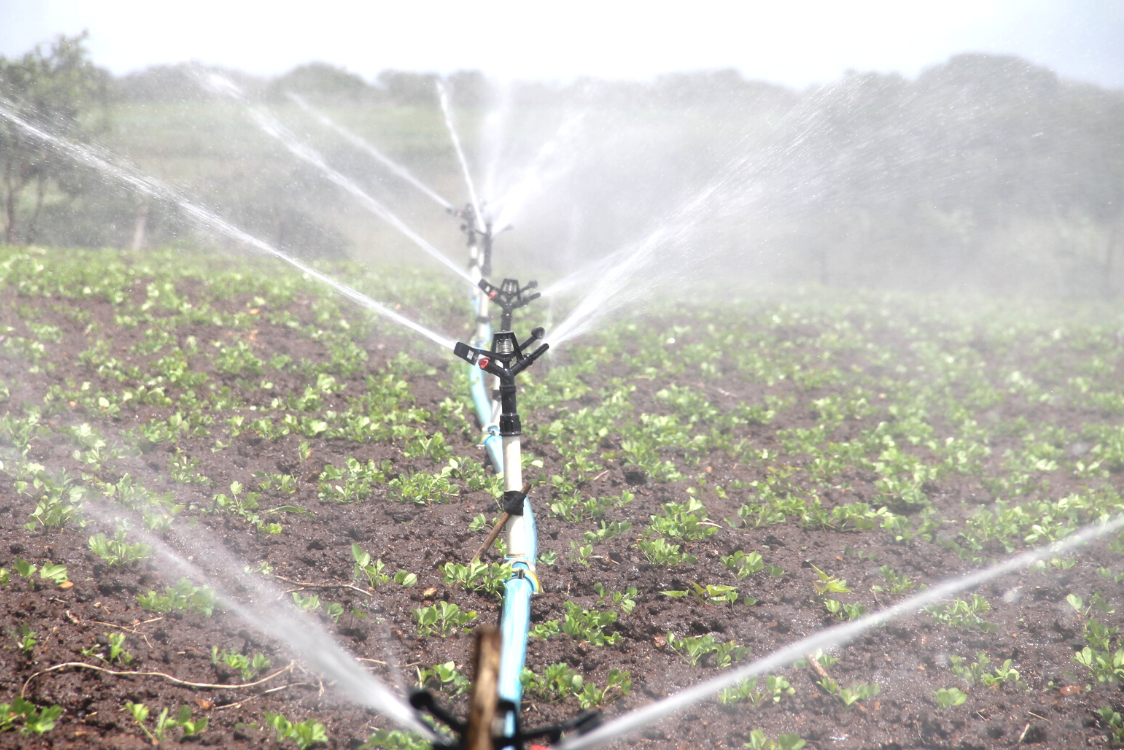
499,499 -> 539,742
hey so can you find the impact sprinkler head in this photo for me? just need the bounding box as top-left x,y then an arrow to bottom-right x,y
453,327 -> 547,437
479,277 -> 541,331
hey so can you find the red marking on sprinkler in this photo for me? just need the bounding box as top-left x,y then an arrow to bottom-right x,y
478,357 -> 490,369
489,291 -> 497,299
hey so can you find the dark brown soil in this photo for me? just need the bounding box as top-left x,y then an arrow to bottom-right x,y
1,251 -> 1123,750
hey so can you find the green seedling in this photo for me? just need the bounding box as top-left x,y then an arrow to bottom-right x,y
417,661 -> 471,696
933,687 -> 968,710
89,531 -> 151,567
441,560 -> 512,597
722,550 -> 764,579
352,544 -> 390,588
14,624 -> 36,655
637,538 -> 696,565
521,664 -> 631,708
743,729 -> 806,750
593,582 -> 638,614
926,594 -> 997,632
362,729 -> 429,750
719,675 -> 795,707
137,578 -> 218,616
414,602 -> 477,637
0,697 -> 63,736
264,711 -> 328,749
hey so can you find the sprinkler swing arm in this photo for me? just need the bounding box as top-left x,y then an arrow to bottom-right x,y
409,690 -> 602,750
479,278 -> 540,332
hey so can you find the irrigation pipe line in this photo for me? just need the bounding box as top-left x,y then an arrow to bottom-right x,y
0,100 -> 457,353
559,513 -> 1124,750
21,660 -> 296,699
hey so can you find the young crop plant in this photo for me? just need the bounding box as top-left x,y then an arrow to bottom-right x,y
414,602 -> 477,637
0,697 -> 63,736
352,544 -> 390,588
441,560 -> 512,598
521,663 -> 632,708
362,729 -> 429,750
817,678 -> 880,710
416,661 -> 471,696
649,498 -> 718,541
137,578 -> 219,617
18,468 -> 85,532
743,730 -> 806,750
718,675 -> 794,708
88,530 -> 151,567
263,712 -> 328,750
948,652 -> 1022,688
637,538 -> 697,565
124,703 -> 208,743
82,632 -> 133,665
593,582 -> 638,614
722,550 -> 764,580
583,520 -> 632,546
665,633 -> 747,668
212,648 -> 272,681
318,458 -> 389,503
872,565 -> 915,596
388,467 -> 459,504
1097,706 -> 1124,744
926,594 -> 998,633
1073,619 -> 1124,683
933,687 -> 968,710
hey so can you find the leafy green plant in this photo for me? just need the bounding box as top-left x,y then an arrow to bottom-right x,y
388,467 -> 459,504
650,498 -> 718,540
361,729 -> 429,750
722,550 -> 764,580
352,544 -> 389,588
637,538 -> 696,565
933,687 -> 968,710
137,578 -> 218,616
743,729 -> 806,750
521,663 -> 631,708
124,703 -> 207,742
414,602 -> 477,637
213,647 -> 272,681
441,560 -> 512,598
719,675 -> 794,707
88,530 -> 151,567
926,594 -> 997,633
593,582 -> 638,614
666,633 -> 746,667
264,711 -> 328,749
949,651 -> 1021,688
0,697 -> 63,736
1097,706 -> 1124,744
417,661 -> 471,696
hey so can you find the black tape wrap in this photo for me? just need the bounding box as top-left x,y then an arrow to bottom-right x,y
503,490 -> 527,515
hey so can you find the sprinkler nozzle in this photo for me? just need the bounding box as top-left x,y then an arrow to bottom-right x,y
479,277 -> 541,331
452,327 -> 549,437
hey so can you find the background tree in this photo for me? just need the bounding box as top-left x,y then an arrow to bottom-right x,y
0,31 -> 109,245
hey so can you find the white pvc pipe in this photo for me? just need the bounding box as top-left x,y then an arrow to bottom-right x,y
502,435 -> 526,557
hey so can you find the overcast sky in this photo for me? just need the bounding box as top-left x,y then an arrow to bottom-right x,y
1,0 -> 1122,90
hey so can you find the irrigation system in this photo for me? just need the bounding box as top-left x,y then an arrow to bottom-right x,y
6,76 -> 1124,750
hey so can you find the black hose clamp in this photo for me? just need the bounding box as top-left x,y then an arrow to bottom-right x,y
503,490 -> 527,515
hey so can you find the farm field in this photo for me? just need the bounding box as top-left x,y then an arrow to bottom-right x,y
2,246 -> 1124,749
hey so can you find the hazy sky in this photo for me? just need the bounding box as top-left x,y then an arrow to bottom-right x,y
2,0 -> 1122,89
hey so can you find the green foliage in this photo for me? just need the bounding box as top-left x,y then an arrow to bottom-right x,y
933,687 -> 968,710
649,498 -> 718,540
352,543 -> 389,588
926,594 -> 997,633
137,578 -> 218,616
742,729 -> 806,750
441,560 -> 512,598
212,648 -> 271,681
1097,706 -> 1124,744
593,582 -> 638,614
719,675 -> 794,707
637,538 -> 696,566
949,651 -> 1021,688
124,703 -> 207,742
414,602 -> 477,637
0,697 -> 63,736
264,711 -> 328,749
666,633 -> 747,668
388,467 -> 459,504
88,530 -> 151,567
361,729 -> 431,750
521,664 -> 632,708
416,662 -> 471,696
318,457 -> 388,503
722,550 -> 764,580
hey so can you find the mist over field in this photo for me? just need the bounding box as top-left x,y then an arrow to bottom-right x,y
5,47 -> 1123,301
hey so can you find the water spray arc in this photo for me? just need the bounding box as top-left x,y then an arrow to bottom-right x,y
0,99 -> 456,352
286,92 -> 455,211
201,74 -> 477,289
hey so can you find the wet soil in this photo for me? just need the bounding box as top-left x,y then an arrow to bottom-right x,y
1,262 -> 1123,750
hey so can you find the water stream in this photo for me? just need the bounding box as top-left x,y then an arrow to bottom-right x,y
0,99 -> 457,352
